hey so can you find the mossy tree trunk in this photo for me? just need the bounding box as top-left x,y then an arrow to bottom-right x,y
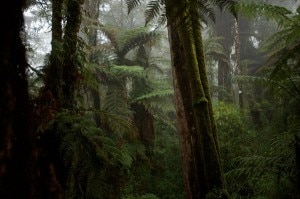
168,24 -> 202,198
36,0 -> 85,197
43,0 -> 64,105
62,0 -> 84,108
83,0 -> 102,127
166,0 -> 228,198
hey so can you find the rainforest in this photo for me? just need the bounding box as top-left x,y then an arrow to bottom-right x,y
0,0 -> 299,199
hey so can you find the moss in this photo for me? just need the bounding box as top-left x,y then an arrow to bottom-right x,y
193,97 -> 208,107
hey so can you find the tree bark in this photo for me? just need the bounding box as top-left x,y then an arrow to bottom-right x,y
166,0 -> 228,198
0,0 -> 31,198
234,18 -> 243,109
132,103 -> 155,155
43,0 -> 64,104
62,0 -> 84,108
168,24 -> 202,198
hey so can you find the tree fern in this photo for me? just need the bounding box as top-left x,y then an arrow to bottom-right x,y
108,65 -> 145,78
126,0 -> 144,14
236,0 -> 293,27
258,10 -> 300,83
100,25 -> 160,59
126,0 -> 237,27
145,0 -> 164,26
203,31 -> 230,66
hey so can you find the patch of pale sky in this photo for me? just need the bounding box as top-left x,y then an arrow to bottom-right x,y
24,6 -> 51,68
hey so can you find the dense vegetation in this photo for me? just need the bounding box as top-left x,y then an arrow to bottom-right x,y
0,0 -> 299,198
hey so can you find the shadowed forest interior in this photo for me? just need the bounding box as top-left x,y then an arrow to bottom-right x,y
0,0 -> 300,199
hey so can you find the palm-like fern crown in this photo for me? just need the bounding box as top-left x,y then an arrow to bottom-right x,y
260,8 -> 300,78
100,25 -> 160,58
126,0 -> 237,27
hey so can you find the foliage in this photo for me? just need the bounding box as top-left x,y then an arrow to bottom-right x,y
236,0 -> 293,27
214,101 -> 296,199
75,4 -> 180,198
259,7 -> 300,91
100,25 -> 160,59
126,0 -> 237,28
121,119 -> 183,199
49,110 -> 135,198
21,0 -> 300,199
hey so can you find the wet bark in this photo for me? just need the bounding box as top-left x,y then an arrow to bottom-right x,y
166,0 -> 228,198
43,0 -> 64,104
62,0 -> 84,108
168,24 -> 203,198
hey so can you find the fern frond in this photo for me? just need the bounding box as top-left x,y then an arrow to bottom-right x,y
118,30 -> 159,57
236,1 -> 292,26
145,0 -> 163,26
109,65 -> 145,79
100,25 -> 119,51
226,155 -> 284,180
198,0 -> 216,23
131,88 -> 173,103
260,15 -> 300,80
126,0 -> 143,14
217,0 -> 237,13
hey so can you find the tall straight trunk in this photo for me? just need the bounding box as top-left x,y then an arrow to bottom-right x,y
0,0 -> 31,198
234,18 -> 243,109
43,0 -> 64,104
215,10 -> 234,102
132,103 -> 155,155
166,0 -> 228,198
168,24 -> 203,198
62,0 -> 84,108
83,0 -> 102,126
36,0 -> 66,198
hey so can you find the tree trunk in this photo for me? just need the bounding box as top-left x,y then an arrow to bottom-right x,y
35,0 -> 85,197
234,18 -> 243,109
35,0 -> 67,198
0,0 -> 31,198
83,0 -> 102,127
215,10 -> 234,102
132,103 -> 155,155
168,24 -> 202,198
62,0 -> 84,108
166,0 -> 228,198
43,0 -> 64,105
